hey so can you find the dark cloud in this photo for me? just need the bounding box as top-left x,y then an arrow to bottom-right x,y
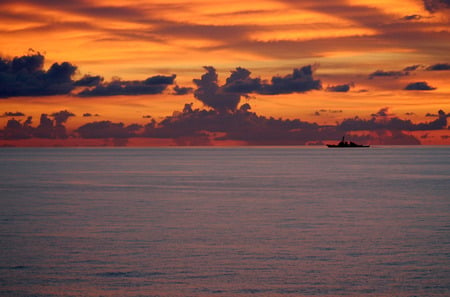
83,113 -> 99,117
368,130 -> 421,145
325,83 -> 354,92
425,111 -> 450,118
144,75 -> 176,85
404,81 -> 436,91
2,110 -> 75,139
74,75 -> 104,87
315,109 -> 343,116
193,66 -> 241,113
2,117 -> 33,139
46,62 -> 77,84
401,14 -> 422,21
369,70 -> 409,79
143,104 -> 320,145
34,111 -> 73,139
141,104 -> 448,145
2,104 -> 447,145
403,64 -> 422,71
76,75 -> 176,97
222,67 -> 262,94
33,114 -> 54,138
405,112 -> 416,116
193,65 -> 321,112
426,63 -> 450,71
76,121 -> 142,138
0,52 -> 179,98
371,107 -> 392,117
9,51 -> 44,73
173,85 -> 194,95
239,103 -> 251,112
339,109 -> 447,131
0,51 -> 77,97
260,66 -> 322,95
183,103 -> 194,113
1,112 -> 25,117
51,110 -> 75,125
423,0 -> 450,12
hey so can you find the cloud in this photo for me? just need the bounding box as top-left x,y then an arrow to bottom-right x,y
2,110 -> 74,139
222,67 -> 262,94
173,85 -> 194,95
260,66 -> 322,95
34,114 -> 55,138
368,130 -> 421,145
76,75 -> 176,97
143,105 -> 447,145
50,110 -> 75,125
74,75 -> 104,87
1,112 -> 25,117
401,14 -> 423,21
0,52 -> 179,98
193,65 -> 321,112
193,66 -> 242,113
2,117 -> 33,139
403,64 -> 422,71
76,121 -> 142,138
339,109 -> 447,131
143,104 -> 321,145
0,51 -> 77,98
425,111 -> 450,118
325,83 -> 354,92
423,0 -> 450,12
34,111 -> 74,139
426,63 -> 450,71
314,109 -> 343,116
2,104 -> 447,145
404,81 -> 436,90
369,70 -> 409,79
371,107 -> 392,117
46,62 -> 77,84
83,113 -> 99,117
144,74 -> 176,85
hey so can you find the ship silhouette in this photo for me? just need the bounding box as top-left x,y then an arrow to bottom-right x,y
327,136 -> 370,148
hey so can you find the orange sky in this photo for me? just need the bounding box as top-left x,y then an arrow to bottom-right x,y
0,0 -> 449,145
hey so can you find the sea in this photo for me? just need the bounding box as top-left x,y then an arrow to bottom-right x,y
0,146 -> 449,297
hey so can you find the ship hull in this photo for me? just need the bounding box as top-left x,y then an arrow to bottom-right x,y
327,144 -> 370,148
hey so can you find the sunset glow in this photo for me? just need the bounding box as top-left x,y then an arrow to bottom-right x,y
0,0 -> 449,145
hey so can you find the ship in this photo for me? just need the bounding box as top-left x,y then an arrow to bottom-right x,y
326,136 -> 370,148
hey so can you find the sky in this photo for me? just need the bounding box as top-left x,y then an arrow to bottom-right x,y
0,0 -> 449,145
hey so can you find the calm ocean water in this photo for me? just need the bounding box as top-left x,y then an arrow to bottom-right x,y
0,146 -> 449,297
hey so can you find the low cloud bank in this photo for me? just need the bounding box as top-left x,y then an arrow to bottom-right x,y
2,107 -> 448,145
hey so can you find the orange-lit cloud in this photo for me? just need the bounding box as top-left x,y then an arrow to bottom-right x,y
0,0 -> 449,145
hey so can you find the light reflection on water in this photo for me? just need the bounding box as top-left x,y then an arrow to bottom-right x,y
0,146 -> 449,296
